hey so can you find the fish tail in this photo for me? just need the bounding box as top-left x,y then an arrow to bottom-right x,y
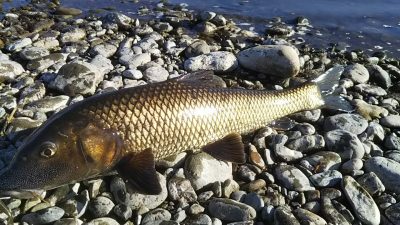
313,66 -> 354,112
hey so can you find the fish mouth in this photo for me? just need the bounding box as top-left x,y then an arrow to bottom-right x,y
0,189 -> 45,199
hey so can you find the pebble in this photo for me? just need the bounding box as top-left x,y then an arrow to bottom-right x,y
184,51 -> 238,73
357,172 -> 385,195
243,192 -> 264,211
380,115 -> 400,128
6,38 -> 32,52
184,152 -> 232,191
167,176 -> 197,204
342,176 -> 380,225
143,66 -> 169,83
188,203 -> 205,215
354,83 -> 387,96
274,145 -> 303,161
324,114 -> 368,134
343,63 -> 369,84
113,204 -> 132,221
185,40 -> 210,58
274,206 -> 300,225
324,129 -> 365,160
237,45 -> 300,78
385,202 -> 400,225
122,69 -> 143,80
321,198 -> 351,225
286,135 -> 325,153
54,218 -> 83,225
182,214 -> 212,225
26,53 -> 66,72
141,208 -> 171,225
91,43 -> 118,58
208,198 -> 256,222
19,47 -> 50,60
53,61 -> 103,95
26,95 -> 69,113
274,165 -> 315,191
86,217 -> 119,225
21,206 -> 65,225
0,60 -> 25,82
119,53 -> 151,69
290,109 -> 321,122
302,151 -> 342,172
368,64 -> 392,89
310,170 -> 342,187
103,12 -> 134,29
88,196 -> 115,217
364,156 -> 400,194
341,158 -> 363,174
60,28 -> 86,43
293,208 -> 327,225
384,133 -> 400,150
55,7 -> 82,16
91,54 -> 114,75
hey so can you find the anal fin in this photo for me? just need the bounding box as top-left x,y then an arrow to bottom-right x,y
202,133 -> 246,164
117,148 -> 162,195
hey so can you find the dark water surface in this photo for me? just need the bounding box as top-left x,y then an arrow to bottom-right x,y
2,0 -> 400,56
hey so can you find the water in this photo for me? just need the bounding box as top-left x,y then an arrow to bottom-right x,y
2,0 -> 400,56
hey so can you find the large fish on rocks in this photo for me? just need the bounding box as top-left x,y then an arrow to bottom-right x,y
0,66 -> 352,198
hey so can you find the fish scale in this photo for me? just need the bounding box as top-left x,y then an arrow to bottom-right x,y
80,78 -> 323,160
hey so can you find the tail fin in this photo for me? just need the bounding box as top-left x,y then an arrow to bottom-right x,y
313,66 -> 354,112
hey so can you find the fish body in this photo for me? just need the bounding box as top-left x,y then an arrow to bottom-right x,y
0,67 -> 351,196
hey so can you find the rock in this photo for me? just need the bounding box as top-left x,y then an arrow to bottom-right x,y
274,165 -> 314,191
54,218 -> 83,225
286,135 -> 325,153
88,196 -> 114,217
366,122 -> 385,141
267,24 -> 294,36
184,152 -> 232,191
86,217 -> 119,225
353,99 -> 388,120
290,109 -> 321,123
60,28 -> 86,43
119,53 -> 151,69
274,145 -> 303,162
354,84 -> 387,96
342,176 -> 380,225
91,43 -> 118,58
143,66 -> 169,83
324,129 -> 365,160
321,198 -> 351,225
19,81 -> 46,105
122,69 -> 143,80
185,40 -> 210,58
127,173 -> 168,211
59,194 -> 89,218
237,45 -> 300,78
55,7 -> 82,16
103,12 -> 134,29
184,51 -> 238,73
208,198 -> 256,222
90,54 -> 113,75
357,172 -> 385,195
237,165 -> 256,182
368,64 -> 391,89
182,214 -> 212,225
113,204 -> 132,221
343,63 -> 369,84
26,95 -> 69,113
33,37 -> 60,49
309,170 -> 342,187
243,192 -> 264,211
53,61 -> 103,96
0,60 -> 25,82
141,208 -> 171,225
21,206 -> 64,224
324,114 -> 368,134
167,177 -> 197,204
380,115 -> 400,128
364,157 -> 400,194
5,38 -> 32,52
19,47 -> 50,60
274,206 -> 300,225
385,202 -> 400,225
26,53 -> 66,72
384,133 -> 400,150
293,208 -> 327,225
6,117 -> 43,140
341,159 -> 363,173
301,151 -> 341,172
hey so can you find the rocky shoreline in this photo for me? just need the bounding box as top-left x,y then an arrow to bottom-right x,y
0,1 -> 400,225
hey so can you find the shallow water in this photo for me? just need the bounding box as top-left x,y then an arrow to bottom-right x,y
2,0 -> 400,56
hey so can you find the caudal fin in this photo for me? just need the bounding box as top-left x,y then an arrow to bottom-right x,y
313,66 -> 354,112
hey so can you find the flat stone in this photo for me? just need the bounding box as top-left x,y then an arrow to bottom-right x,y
90,54 -> 113,75
119,53 -> 151,69
184,51 -> 238,73
293,208 -> 327,225
364,157 -> 400,194
26,95 -> 69,113
55,7 -> 82,16
357,172 -> 385,195
380,115 -> 400,128
324,114 -> 368,134
274,165 -> 314,191
342,176 -> 380,225
19,47 -> 50,60
274,206 -> 300,225
86,217 -> 119,225
60,28 -> 86,43
354,84 -> 387,96
5,38 -> 32,52
54,218 -> 83,225
208,198 -> 256,222
26,53 -> 66,72
324,129 -> 365,160
21,206 -> 65,224
141,208 -> 171,225
301,151 -> 341,172
385,202 -> 400,225
286,135 -> 325,153
237,45 -> 300,78
184,152 -> 232,191
143,66 -> 169,83
310,170 -> 342,187
0,60 -> 25,82
91,43 -> 118,58
343,63 -> 369,84
88,196 -> 114,217
185,40 -> 210,58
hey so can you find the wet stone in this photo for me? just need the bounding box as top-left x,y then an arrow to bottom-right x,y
364,157 -> 400,194
324,129 -> 364,160
342,176 -> 380,225
208,198 -> 256,222
309,170 -> 342,187
21,206 -> 65,225
55,6 -> 82,16
103,12 -> 135,29
88,196 -> 115,217
242,192 -> 264,211
290,109 -> 321,122
274,165 -> 315,192
324,114 -> 368,135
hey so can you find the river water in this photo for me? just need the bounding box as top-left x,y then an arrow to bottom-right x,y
2,0 -> 400,57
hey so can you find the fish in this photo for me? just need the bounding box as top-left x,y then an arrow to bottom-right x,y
0,66 -> 352,197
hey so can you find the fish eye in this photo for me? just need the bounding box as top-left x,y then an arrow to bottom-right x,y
40,142 -> 57,158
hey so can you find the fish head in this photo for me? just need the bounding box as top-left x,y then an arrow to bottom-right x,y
0,114 -> 124,197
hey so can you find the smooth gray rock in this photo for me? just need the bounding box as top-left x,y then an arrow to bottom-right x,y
21,206 -> 64,225
90,54 -> 113,75
293,208 -> 327,225
368,64 -> 391,89
380,115 -> 400,128
181,214 -> 212,225
354,84 -> 387,96
26,53 -> 65,72
184,152 -> 232,191
357,172 -> 385,195
274,165 -> 314,191
0,60 -> 25,82
113,204 -> 132,221
324,129 -> 365,160
237,45 -> 300,78
143,66 -> 169,83
85,217 -> 119,225
286,135 -> 325,153
119,53 -> 151,69
342,176 -> 380,225
321,198 -> 351,225
103,12 -> 134,29
208,198 -> 256,222
301,151 -> 341,172
88,196 -> 115,217
6,38 -> 32,52
243,192 -> 264,211
54,218 -> 83,225
364,157 -> 400,194
123,69 -> 143,80
168,177 -> 197,204
60,28 -> 86,43
184,51 -> 238,73
26,95 -> 69,113
91,43 -> 117,58
384,133 -> 400,150
310,170 -> 342,187
185,40 -> 210,58
343,63 -> 369,84
324,114 -> 368,134
274,145 -> 303,162
141,208 -> 171,225
20,46 -> 50,60
274,206 -> 300,225
385,202 -> 400,225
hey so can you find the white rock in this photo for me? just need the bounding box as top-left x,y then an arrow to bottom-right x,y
91,55 -> 113,75
91,43 -> 117,58
143,66 -> 169,83
119,53 -> 151,69
184,51 -> 238,73
237,45 -> 300,78
6,38 -> 32,52
0,60 -> 25,82
123,69 -> 143,80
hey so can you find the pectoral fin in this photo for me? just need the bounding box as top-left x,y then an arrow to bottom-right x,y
202,133 -> 246,164
117,148 -> 162,195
